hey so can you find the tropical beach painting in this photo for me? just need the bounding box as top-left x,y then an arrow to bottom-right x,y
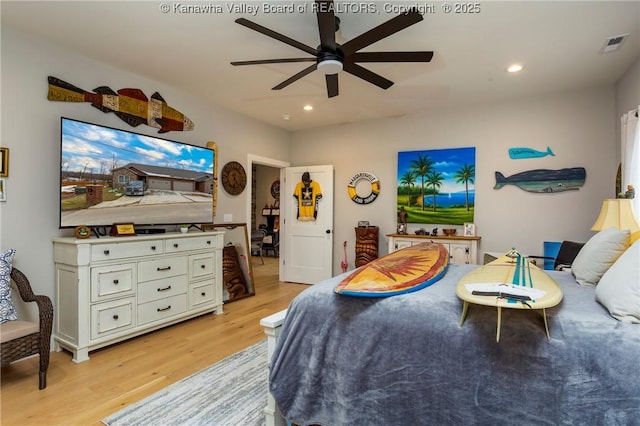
397,147 -> 475,225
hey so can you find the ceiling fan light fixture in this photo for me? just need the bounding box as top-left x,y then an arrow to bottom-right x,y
317,59 -> 343,75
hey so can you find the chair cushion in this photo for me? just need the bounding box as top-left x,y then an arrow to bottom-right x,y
0,320 -> 39,343
0,249 -> 17,324
554,241 -> 585,270
571,228 -> 630,286
595,240 -> 640,323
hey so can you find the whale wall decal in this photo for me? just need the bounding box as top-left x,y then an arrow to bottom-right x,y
509,146 -> 555,159
494,167 -> 586,193
47,76 -> 194,134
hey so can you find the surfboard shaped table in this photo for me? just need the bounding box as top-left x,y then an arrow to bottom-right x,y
456,252 -> 563,342
335,242 -> 448,297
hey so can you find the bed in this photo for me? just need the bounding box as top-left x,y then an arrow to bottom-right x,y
262,238 -> 640,426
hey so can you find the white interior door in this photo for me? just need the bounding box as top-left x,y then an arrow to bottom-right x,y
281,165 -> 334,284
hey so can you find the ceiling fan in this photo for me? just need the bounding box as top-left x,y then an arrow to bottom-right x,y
230,0 -> 434,98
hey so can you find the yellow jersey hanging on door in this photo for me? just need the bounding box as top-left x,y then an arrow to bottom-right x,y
293,172 -> 322,221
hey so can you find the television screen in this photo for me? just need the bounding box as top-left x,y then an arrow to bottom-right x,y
60,117 -> 216,229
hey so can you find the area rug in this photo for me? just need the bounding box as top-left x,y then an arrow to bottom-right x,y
102,340 -> 267,426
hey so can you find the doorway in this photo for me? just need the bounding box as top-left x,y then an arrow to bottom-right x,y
247,154 -> 290,277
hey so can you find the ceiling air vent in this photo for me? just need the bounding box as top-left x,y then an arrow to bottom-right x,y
601,33 -> 629,53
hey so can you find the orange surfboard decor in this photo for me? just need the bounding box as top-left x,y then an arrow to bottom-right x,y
335,242 -> 448,297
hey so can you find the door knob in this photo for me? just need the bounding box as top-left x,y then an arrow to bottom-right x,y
326,229 -> 331,234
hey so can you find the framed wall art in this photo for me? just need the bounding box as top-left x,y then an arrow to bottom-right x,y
463,222 -> 476,237
0,147 -> 8,177
0,178 -> 6,202
397,147 -> 476,225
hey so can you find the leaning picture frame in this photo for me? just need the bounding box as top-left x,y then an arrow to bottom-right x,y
0,147 -> 8,177
463,222 -> 476,237
0,178 -> 6,202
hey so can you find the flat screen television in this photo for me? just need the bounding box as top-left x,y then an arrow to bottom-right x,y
59,117 -> 216,229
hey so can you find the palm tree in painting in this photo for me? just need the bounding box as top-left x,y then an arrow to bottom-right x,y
400,170 -> 417,207
410,154 -> 434,211
425,171 -> 444,211
454,164 -> 475,211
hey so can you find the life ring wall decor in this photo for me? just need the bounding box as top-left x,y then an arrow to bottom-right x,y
348,172 -> 380,204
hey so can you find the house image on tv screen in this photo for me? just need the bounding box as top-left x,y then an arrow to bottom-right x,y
113,163 -> 214,194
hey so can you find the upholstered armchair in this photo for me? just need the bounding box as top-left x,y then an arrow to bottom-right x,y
0,267 -> 53,389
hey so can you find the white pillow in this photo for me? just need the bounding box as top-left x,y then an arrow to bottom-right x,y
595,241 -> 640,323
571,227 -> 630,286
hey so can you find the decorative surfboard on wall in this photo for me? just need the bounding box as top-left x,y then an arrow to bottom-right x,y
47,76 -> 194,133
335,242 -> 448,297
494,167 -> 586,193
508,146 -> 555,159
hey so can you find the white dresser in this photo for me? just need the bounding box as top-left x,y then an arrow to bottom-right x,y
386,233 -> 481,264
53,231 -> 224,362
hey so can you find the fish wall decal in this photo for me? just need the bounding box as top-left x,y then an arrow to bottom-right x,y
494,167 -> 586,193
47,76 -> 194,133
509,146 -> 555,159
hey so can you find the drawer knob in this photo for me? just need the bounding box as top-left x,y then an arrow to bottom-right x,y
157,306 -> 171,312
206,240 -> 211,245
104,250 -> 110,255
113,314 -> 119,320
113,279 -> 119,284
201,264 -> 206,269
173,243 -> 179,248
201,292 -> 206,296
157,266 -> 171,271
151,245 -> 156,251
157,285 -> 172,292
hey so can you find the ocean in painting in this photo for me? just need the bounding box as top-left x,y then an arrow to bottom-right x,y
423,191 -> 475,208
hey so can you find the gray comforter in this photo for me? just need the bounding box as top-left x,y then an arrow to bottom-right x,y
269,264 -> 640,426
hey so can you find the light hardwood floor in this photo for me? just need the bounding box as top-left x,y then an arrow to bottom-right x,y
1,256 -> 307,426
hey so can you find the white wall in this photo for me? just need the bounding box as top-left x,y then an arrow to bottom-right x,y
615,56 -> 640,160
0,28 -> 291,318
291,86 -> 617,273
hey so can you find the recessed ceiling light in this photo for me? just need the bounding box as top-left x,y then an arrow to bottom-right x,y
303,105 -> 313,111
507,64 -> 523,73
281,114 -> 290,121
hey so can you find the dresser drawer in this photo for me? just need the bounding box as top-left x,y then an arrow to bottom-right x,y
91,264 -> 135,302
137,294 -> 187,325
165,235 -> 222,253
189,282 -> 215,309
138,256 -> 187,282
91,240 -> 163,262
91,298 -> 135,339
188,253 -> 215,281
138,276 -> 188,304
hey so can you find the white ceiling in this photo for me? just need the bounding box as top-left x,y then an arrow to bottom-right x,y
2,1 -> 639,132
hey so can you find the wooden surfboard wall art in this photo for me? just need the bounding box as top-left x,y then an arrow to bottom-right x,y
47,76 -> 194,134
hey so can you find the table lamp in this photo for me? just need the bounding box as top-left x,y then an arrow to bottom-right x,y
591,198 -> 640,243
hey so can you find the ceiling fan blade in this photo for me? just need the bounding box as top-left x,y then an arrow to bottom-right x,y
343,62 -> 393,90
326,74 -> 339,98
351,51 -> 434,63
231,58 -> 317,66
316,0 -> 337,51
341,9 -> 423,56
235,18 -> 317,56
272,64 -> 318,90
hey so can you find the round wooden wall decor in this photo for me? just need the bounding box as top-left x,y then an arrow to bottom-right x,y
347,172 -> 380,205
270,179 -> 280,199
221,161 -> 247,195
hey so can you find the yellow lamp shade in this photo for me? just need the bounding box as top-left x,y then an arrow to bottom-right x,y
591,199 -> 640,242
